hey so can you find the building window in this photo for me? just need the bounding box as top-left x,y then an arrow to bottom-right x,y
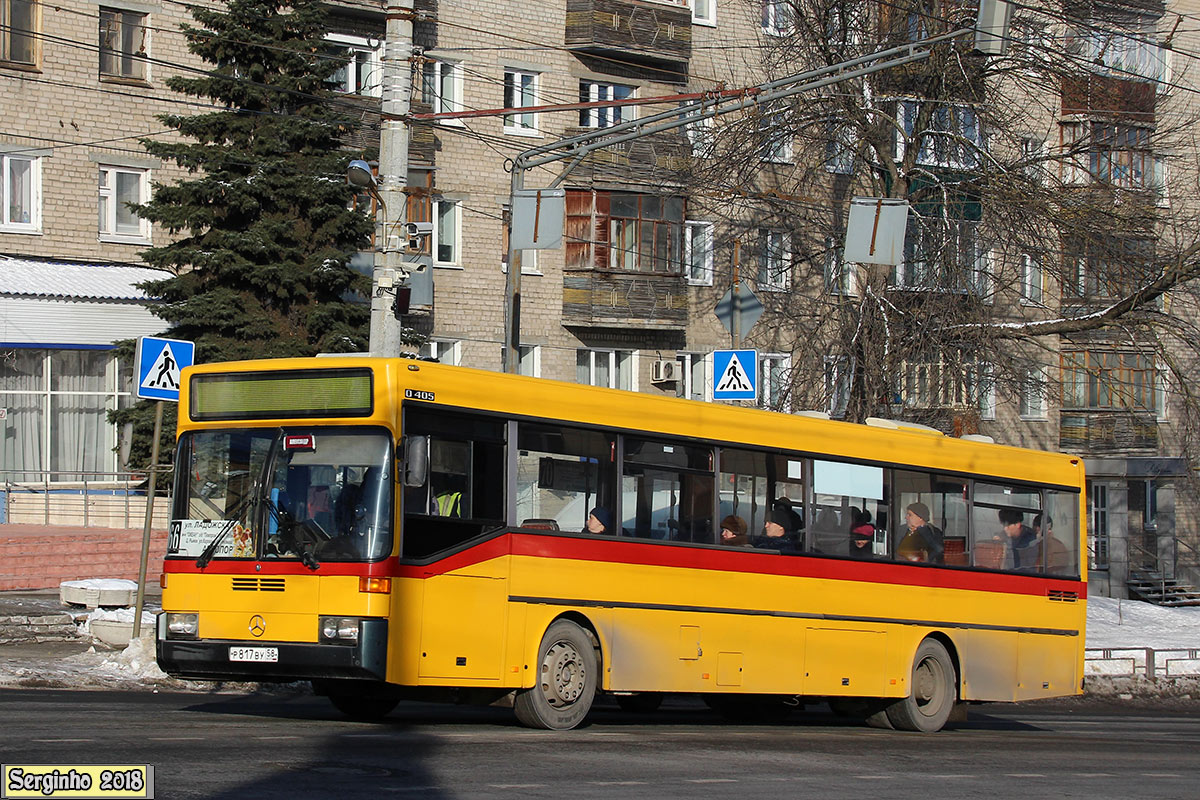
901,353 -> 992,414
422,59 -> 463,124
98,165 -> 149,240
1088,481 -> 1109,569
326,34 -> 380,97
824,236 -> 854,295
577,349 -> 636,391
609,194 -> 685,272
676,352 -> 709,400
1020,137 -> 1047,184
419,339 -> 461,366
824,355 -> 850,417
759,353 -> 791,410
1062,236 -> 1152,300
579,80 -> 634,129
0,348 -> 132,479
1061,120 -> 1152,189
757,229 -> 790,290
685,221 -> 714,285
762,0 -> 793,35
692,0 -> 716,25
895,215 -> 984,293
1061,350 -> 1157,411
895,100 -> 982,170
1,0 -> 36,65
433,199 -> 460,265
757,110 -> 792,163
679,101 -> 716,151
825,122 -> 855,173
1019,366 -> 1048,419
1067,11 -> 1167,83
1020,253 -> 1042,304
99,8 -> 147,81
502,345 -> 540,377
504,70 -> 539,134
1,153 -> 40,232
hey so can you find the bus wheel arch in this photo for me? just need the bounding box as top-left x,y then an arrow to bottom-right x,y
514,615 -> 601,730
885,635 -> 959,732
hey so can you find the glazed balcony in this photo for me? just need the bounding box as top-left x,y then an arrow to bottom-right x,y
1059,410 -> 1159,454
565,0 -> 692,70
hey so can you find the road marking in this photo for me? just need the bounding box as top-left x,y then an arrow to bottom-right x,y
1004,774 -> 1047,778
1142,773 -> 1183,777
33,739 -> 92,743
1072,773 -> 1115,778
589,781 -> 648,786
687,779 -> 738,783
490,784 -> 548,789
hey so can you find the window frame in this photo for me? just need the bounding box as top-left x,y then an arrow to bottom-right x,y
1020,253 -> 1043,305
756,228 -> 790,291
325,33 -> 381,98
577,348 -> 637,392
579,80 -> 635,129
423,58 -> 464,126
1,152 -> 41,233
691,0 -> 716,25
1,0 -> 38,67
98,164 -> 151,242
684,220 -> 714,285
759,352 -> 791,411
503,69 -> 540,135
761,0 -> 793,35
432,198 -> 461,267
99,6 -> 149,82
1019,366 -> 1048,420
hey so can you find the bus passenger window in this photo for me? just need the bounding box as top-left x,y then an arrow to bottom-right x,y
516,423 -> 616,534
810,459 -> 885,558
972,483 -> 1042,572
892,471 -> 966,565
622,438 -> 714,543
1042,489 -> 1080,577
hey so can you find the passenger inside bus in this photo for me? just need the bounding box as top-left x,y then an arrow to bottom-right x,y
719,514 -> 750,546
897,502 -> 944,563
753,505 -> 802,550
583,507 -> 612,535
997,508 -> 1039,570
849,507 -> 875,558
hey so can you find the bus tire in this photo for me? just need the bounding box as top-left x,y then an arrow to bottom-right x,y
514,619 -> 597,730
885,638 -> 957,732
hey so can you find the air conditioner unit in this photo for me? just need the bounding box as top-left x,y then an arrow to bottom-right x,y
651,359 -> 679,383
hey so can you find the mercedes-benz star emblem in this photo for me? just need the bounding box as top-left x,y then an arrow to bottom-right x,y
249,615 -> 266,637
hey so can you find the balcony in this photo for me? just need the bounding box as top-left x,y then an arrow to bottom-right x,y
565,0 -> 692,71
563,271 -> 688,328
1059,410 -> 1159,453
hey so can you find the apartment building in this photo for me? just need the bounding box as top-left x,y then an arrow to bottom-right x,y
3,0 -> 1196,597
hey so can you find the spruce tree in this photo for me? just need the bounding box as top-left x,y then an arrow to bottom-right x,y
112,0 -> 374,476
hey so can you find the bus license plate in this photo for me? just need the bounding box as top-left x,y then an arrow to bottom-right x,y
229,646 -> 278,663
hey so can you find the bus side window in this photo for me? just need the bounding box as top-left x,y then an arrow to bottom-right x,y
515,423 -> 616,534
622,438 -> 714,543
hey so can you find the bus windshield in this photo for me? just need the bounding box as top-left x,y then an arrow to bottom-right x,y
171,427 -> 393,563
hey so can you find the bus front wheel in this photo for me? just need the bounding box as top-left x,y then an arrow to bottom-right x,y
885,638 -> 957,732
514,619 -> 598,730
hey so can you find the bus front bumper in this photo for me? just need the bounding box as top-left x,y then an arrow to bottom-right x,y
156,617 -> 388,682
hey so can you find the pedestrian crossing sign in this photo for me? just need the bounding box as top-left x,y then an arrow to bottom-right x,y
712,349 -> 757,401
135,335 -> 194,402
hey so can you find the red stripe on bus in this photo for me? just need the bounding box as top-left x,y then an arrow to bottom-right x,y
164,531 -> 1086,598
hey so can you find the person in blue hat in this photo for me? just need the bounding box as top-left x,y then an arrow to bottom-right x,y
584,507 -> 612,534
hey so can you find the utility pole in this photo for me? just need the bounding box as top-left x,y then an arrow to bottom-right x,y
369,0 -> 415,355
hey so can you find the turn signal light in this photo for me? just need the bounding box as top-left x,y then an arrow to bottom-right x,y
359,576 -> 391,594
159,573 -> 168,589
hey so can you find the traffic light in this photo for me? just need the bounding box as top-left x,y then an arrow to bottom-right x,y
392,287 -> 412,319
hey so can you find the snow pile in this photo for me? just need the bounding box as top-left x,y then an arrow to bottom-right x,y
77,606 -> 157,638
1086,595 -> 1200,649
60,578 -> 138,591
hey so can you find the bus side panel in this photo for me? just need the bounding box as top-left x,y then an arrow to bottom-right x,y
417,565 -> 510,682
958,629 -> 1019,701
1017,632 -> 1080,700
388,576 -> 426,685
804,626 -> 888,697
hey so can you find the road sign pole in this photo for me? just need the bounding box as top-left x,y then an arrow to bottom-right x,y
132,399 -> 163,640
732,240 -> 741,351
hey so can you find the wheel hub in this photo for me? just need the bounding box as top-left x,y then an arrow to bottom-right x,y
541,640 -> 586,707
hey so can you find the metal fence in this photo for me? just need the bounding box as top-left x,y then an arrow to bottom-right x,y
1,470 -> 173,529
1085,648 -> 1200,679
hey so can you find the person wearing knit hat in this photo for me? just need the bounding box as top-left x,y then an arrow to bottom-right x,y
719,514 -> 749,547
584,507 -> 612,534
753,504 -> 802,549
898,501 -> 944,563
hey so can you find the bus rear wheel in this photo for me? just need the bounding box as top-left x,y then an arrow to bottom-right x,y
885,639 -> 956,732
514,619 -> 598,730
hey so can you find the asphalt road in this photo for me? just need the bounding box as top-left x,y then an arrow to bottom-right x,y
2,690 -> 1198,800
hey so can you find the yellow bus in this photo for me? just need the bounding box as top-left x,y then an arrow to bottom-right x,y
157,356 -> 1086,731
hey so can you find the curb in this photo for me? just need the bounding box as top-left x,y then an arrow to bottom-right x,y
0,612 -> 79,645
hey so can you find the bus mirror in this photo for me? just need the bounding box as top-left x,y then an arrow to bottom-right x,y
403,435 -> 429,487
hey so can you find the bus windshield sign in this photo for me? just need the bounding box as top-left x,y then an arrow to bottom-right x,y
190,369 -> 373,421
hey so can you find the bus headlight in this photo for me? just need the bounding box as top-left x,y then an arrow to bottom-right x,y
319,616 -> 360,644
166,612 -> 199,639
